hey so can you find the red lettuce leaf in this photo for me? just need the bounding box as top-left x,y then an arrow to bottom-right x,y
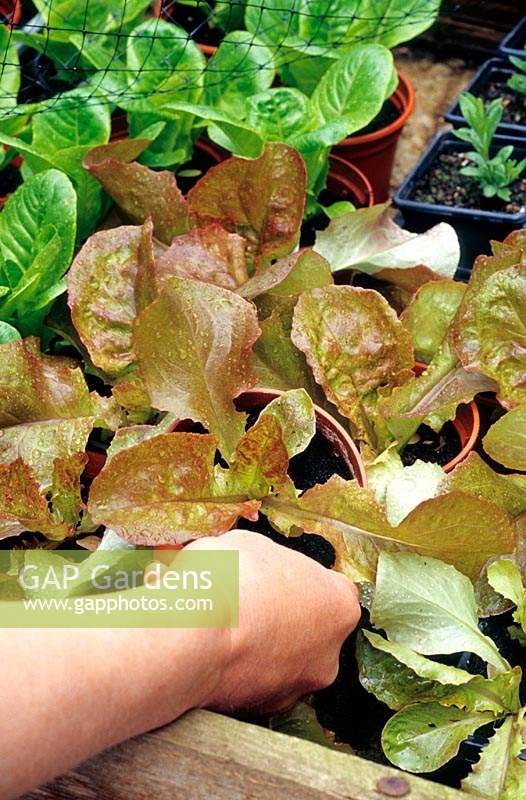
187,143 -> 306,268
133,276 -> 260,459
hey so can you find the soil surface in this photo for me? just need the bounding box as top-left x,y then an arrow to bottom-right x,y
0,162 -> 22,197
355,98 -> 399,137
161,2 -> 222,45
483,75 -> 526,127
18,49 -> 73,104
411,150 -> 526,214
401,421 -> 461,468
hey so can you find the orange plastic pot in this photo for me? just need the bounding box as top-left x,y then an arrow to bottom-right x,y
327,153 -> 374,208
331,71 -> 415,204
413,362 -> 480,473
0,0 -> 21,27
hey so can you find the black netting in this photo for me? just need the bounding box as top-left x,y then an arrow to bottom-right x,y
0,0 -> 460,121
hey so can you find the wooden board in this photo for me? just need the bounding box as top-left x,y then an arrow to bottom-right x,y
24,709 -> 472,800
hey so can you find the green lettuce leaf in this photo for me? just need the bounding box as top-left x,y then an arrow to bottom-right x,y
371,552 -> 510,672
0,170 -> 76,337
309,45 -> 395,138
359,631 -> 521,715
401,280 -> 467,363
462,711 -> 526,799
133,276 -> 260,459
382,703 -> 498,774
204,31 -> 275,115
483,407 -> 526,471
0,102 -> 111,241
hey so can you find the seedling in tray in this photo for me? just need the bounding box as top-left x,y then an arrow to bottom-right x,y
508,52 -> 526,98
453,92 -> 526,201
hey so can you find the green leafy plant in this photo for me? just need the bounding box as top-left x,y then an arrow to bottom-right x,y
170,43 -> 397,210
243,0 -> 440,95
357,551 -> 526,790
453,93 -> 526,201
0,101 -> 112,242
508,54 -> 526,99
0,169 -> 77,340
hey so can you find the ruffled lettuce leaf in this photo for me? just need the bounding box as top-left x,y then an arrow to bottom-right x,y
155,224 -> 249,291
381,340 -> 497,446
84,139 -> 189,243
187,143 -> 306,268
291,285 -> 414,449
313,204 -> 459,278
0,338 -> 117,540
238,249 -> 332,301
88,394 -> 317,544
453,234 -> 526,408
252,295 -> 327,406
133,277 -> 260,459
262,476 -> 516,583
68,222 -> 154,379
401,280 -> 467,363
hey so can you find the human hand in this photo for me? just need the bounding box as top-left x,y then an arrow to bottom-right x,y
185,529 -> 360,714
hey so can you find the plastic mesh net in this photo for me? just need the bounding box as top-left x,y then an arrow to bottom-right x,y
0,0 -> 451,120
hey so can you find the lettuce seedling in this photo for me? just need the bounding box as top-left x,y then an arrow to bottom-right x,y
0,100 -> 112,242
0,169 -> 77,340
358,551 -> 526,784
0,337 -> 118,542
168,44 -> 397,209
244,0 -> 440,95
453,93 -> 526,201
508,53 -> 526,99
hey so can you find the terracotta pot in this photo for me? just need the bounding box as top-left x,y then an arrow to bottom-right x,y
234,388 -> 367,488
0,0 -> 21,27
110,110 -> 129,142
84,450 -> 107,480
194,136 -> 226,166
331,71 -> 415,204
197,42 -> 217,59
413,362 -> 480,473
327,153 -> 374,208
